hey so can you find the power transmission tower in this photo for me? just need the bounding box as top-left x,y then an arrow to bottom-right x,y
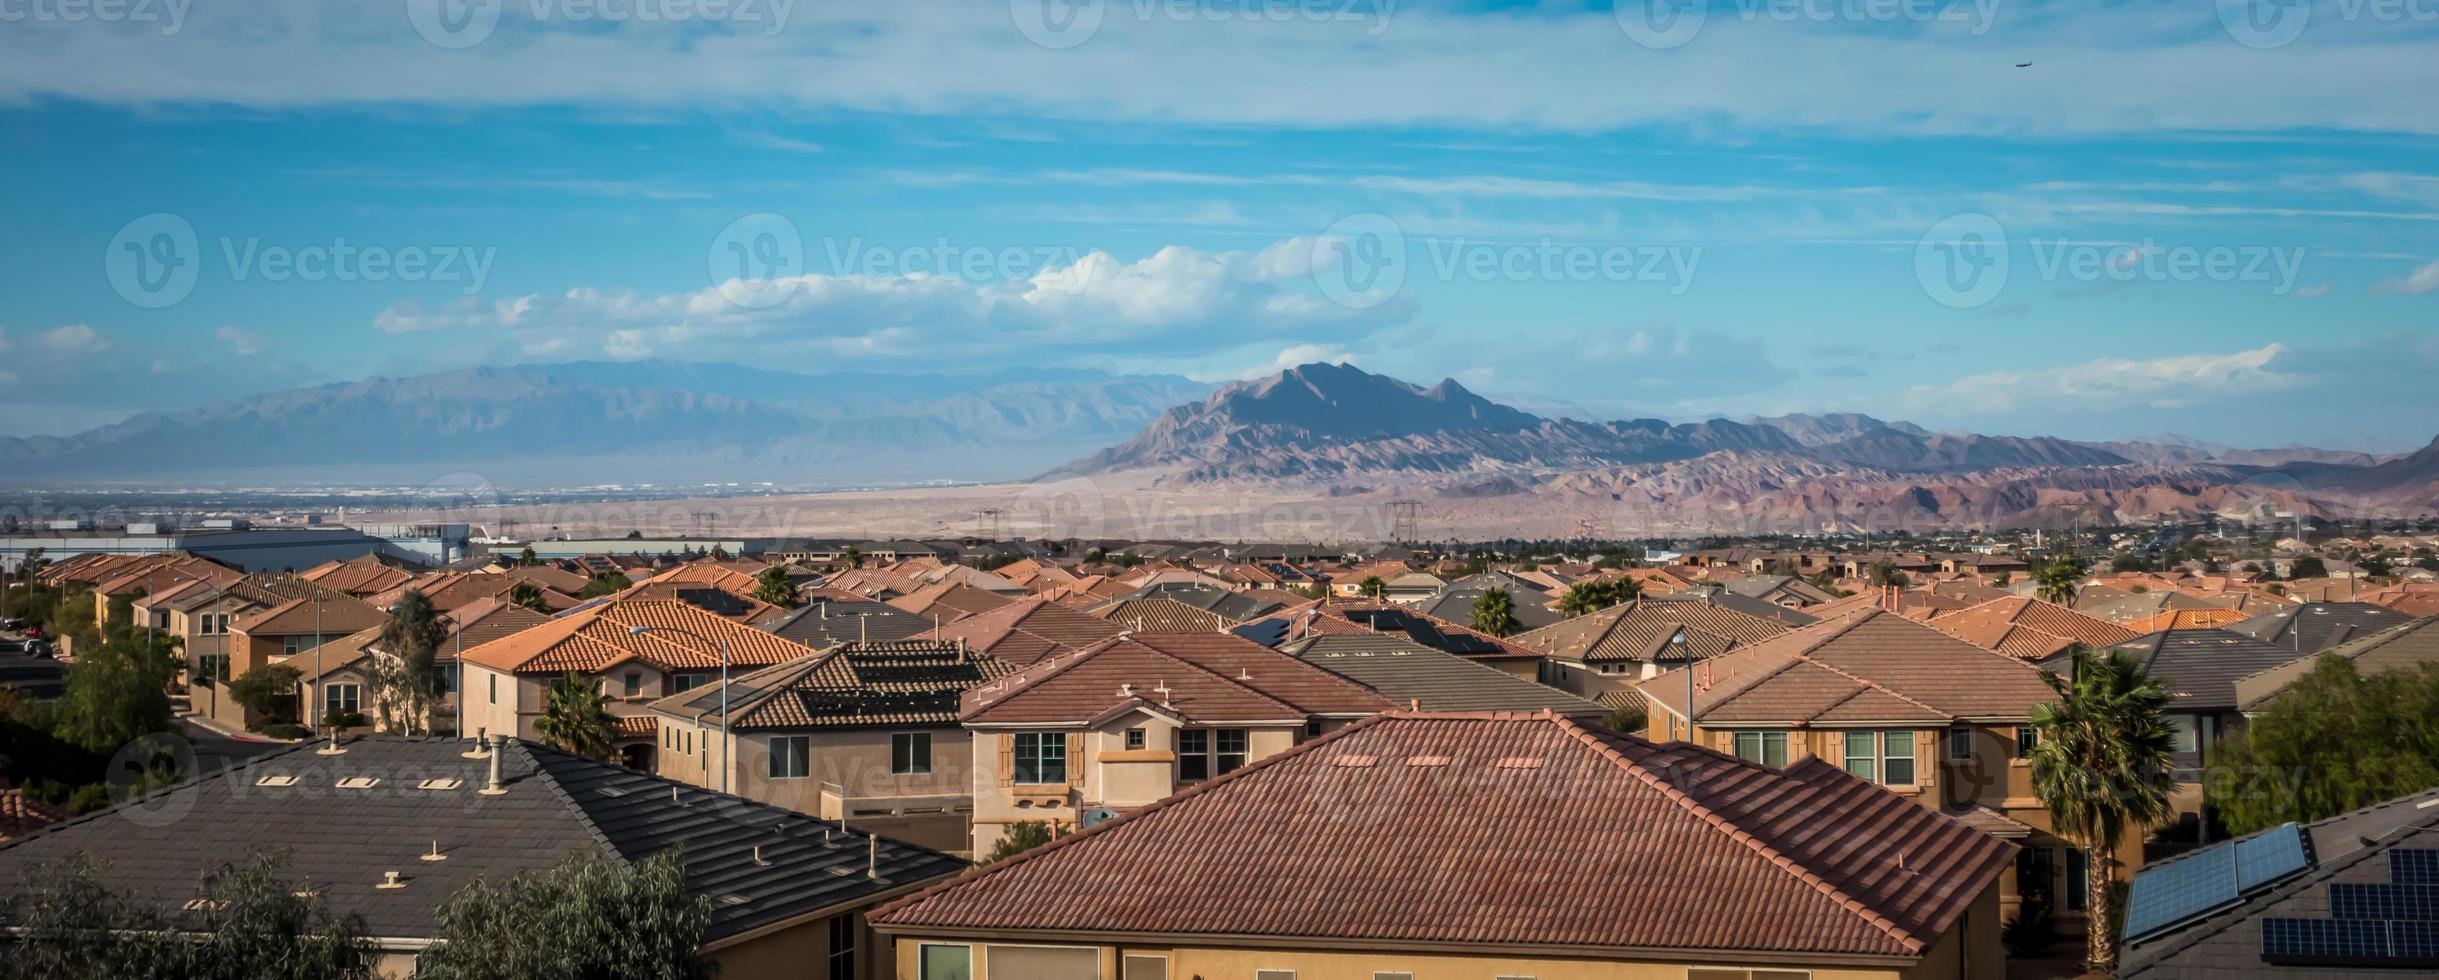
1388,500 -> 1420,543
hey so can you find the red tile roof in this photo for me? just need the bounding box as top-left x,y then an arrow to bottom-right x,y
873,712 -> 2014,960
1127,632 -> 1397,717
456,599 -> 822,676
1641,609 -> 2059,725
1091,597 -> 1225,633
963,637 -> 1306,726
928,597 -> 1125,665
1930,596 -> 2140,660
1511,595 -> 1798,664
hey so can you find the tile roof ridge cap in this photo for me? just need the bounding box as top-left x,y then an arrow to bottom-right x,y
871,711 -> 1398,925
1549,716 -> 1927,955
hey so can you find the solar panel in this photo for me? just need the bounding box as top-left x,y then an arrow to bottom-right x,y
2235,823 -> 2314,891
2391,920 -> 2439,963
2394,849 -> 2439,885
2261,917 -> 2391,963
2124,845 -> 2240,941
2332,883 -> 2439,921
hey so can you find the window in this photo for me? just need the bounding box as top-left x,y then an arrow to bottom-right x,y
1178,729 -> 1210,781
282,634 -> 329,656
2168,715 -> 2200,754
1948,728 -> 1973,761
892,732 -> 933,775
488,673 -> 497,705
673,673 -> 708,692
2015,725 -> 2040,755
917,944 -> 971,980
1842,731 -> 1878,782
1883,731 -> 1916,785
622,672 -> 641,697
1374,973 -> 1414,980
1731,731 -> 1788,768
1122,954 -> 1167,980
324,683 -> 361,717
1124,727 -> 1146,750
1303,718 -> 1322,738
1013,732 -> 1066,784
826,915 -> 855,980
2062,846 -> 2090,912
1255,972 -> 1296,980
768,735 -> 809,779
1216,729 -> 1249,775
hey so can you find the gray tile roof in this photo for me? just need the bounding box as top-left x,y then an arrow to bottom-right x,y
2226,602 -> 2415,655
0,737 -> 965,945
1282,633 -> 1607,717
2103,629 -> 2315,712
757,599 -> 939,648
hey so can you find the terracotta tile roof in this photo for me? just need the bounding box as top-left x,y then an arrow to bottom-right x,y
299,558 -> 416,596
233,594 -> 389,637
440,598 -> 553,654
926,597 -> 1124,665
962,637 -> 1308,726
1511,595 -> 1798,665
1091,597 -> 1226,633
2120,607 -> 2250,634
455,598 -> 823,676
615,581 -> 781,622
873,712 -> 2014,960
825,567 -> 925,599
1128,632 -> 1397,717
502,564 -> 593,594
612,715 -> 659,740
97,558 -> 242,598
0,789 -> 68,842
1641,609 -> 2058,725
1930,596 -> 2139,660
654,640 -> 1014,731
887,581 -> 1014,624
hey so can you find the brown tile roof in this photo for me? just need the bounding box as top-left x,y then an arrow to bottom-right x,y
455,599 -> 823,676
926,597 -> 1125,665
653,640 -> 1014,731
97,557 -> 243,598
1127,632 -> 1397,717
440,598 -> 553,654
502,564 -> 593,594
1092,597 -> 1226,633
299,558 -> 416,596
962,637 -> 1308,726
1929,596 -> 2139,660
1640,609 -> 2058,725
873,712 -> 2014,960
1511,595 -> 1797,665
887,581 -> 1015,624
0,789 -> 68,843
233,594 -> 389,637
2120,607 -> 2250,634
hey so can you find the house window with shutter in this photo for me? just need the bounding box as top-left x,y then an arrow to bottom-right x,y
1012,732 -> 1066,784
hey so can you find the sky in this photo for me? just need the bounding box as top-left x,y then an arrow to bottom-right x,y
0,0 -> 2435,451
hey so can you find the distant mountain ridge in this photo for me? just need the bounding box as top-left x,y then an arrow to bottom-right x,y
1057,362 -> 2439,528
0,361 -> 1209,486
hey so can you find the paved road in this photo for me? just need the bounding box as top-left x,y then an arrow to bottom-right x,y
0,636 -> 67,699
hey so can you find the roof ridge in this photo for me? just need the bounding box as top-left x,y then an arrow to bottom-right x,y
1550,717 -> 1927,954
1800,658 -> 1954,722
962,634 -> 1134,715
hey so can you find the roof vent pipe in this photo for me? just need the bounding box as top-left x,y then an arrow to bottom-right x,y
480,734 -> 507,796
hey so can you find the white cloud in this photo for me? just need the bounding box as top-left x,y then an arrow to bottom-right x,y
1899,344 -> 2297,415
214,325 -> 269,356
2375,259 -> 2439,295
4,3 -> 2436,137
372,239 -> 1411,364
39,324 -> 106,354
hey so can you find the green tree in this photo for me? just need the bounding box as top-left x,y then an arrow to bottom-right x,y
839,546 -> 863,569
2208,658 -> 2439,834
987,821 -> 1056,863
226,664 -> 304,730
53,618 -> 181,754
2028,646 -> 2177,974
1558,576 -> 1642,617
2034,555 -> 2087,604
2288,556 -> 2328,579
1357,575 -> 1387,601
1601,702 -> 1647,735
1864,558 -> 1909,589
1469,587 -> 1520,637
575,572 -> 632,599
518,546 -> 538,566
417,849 -> 712,980
374,589 -> 449,736
508,582 -> 549,612
537,672 -> 615,760
1,852 -> 376,980
750,565 -> 802,608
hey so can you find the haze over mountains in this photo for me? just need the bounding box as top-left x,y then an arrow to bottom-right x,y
1059,362 -> 2439,530
7,358 -> 2436,530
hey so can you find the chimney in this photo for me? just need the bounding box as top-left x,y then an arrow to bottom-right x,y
867,834 -> 880,880
480,734 -> 507,796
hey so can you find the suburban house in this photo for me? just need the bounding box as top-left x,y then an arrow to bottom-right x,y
209,591 -> 390,730
280,595 -> 555,734
2120,787 -> 2439,977
1512,594 -> 1803,709
959,632 -> 1395,855
1282,632 -> 1610,719
1932,596 -> 2140,661
1412,573 -> 1568,632
874,711 -> 2016,980
1636,608 -> 2138,935
1261,600 -> 1547,679
889,581 -> 1015,626
2235,614 -> 2439,712
646,639 -> 1011,855
297,554 -> 420,597
759,598 -> 944,649
0,736 -> 967,980
1716,573 -> 1841,609
927,597 -> 1126,665
2094,628 -> 2315,831
456,598 -> 826,768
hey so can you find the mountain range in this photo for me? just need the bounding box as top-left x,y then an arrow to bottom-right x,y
1056,362 -> 2439,531
0,362 -> 1209,487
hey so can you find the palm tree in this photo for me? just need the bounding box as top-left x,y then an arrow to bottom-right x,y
750,565 -> 802,608
2028,645 -> 2176,973
1559,577 -> 1640,617
1357,575 -> 1386,601
1470,587 -> 1520,637
536,672 -> 616,760
839,546 -> 863,569
2035,555 -> 2087,605
508,582 -> 549,612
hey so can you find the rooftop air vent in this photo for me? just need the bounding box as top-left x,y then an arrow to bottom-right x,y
336,776 -> 379,790
416,778 -> 463,791
256,774 -> 300,788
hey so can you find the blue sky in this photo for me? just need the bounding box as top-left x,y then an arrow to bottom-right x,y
1,0 -> 2435,450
